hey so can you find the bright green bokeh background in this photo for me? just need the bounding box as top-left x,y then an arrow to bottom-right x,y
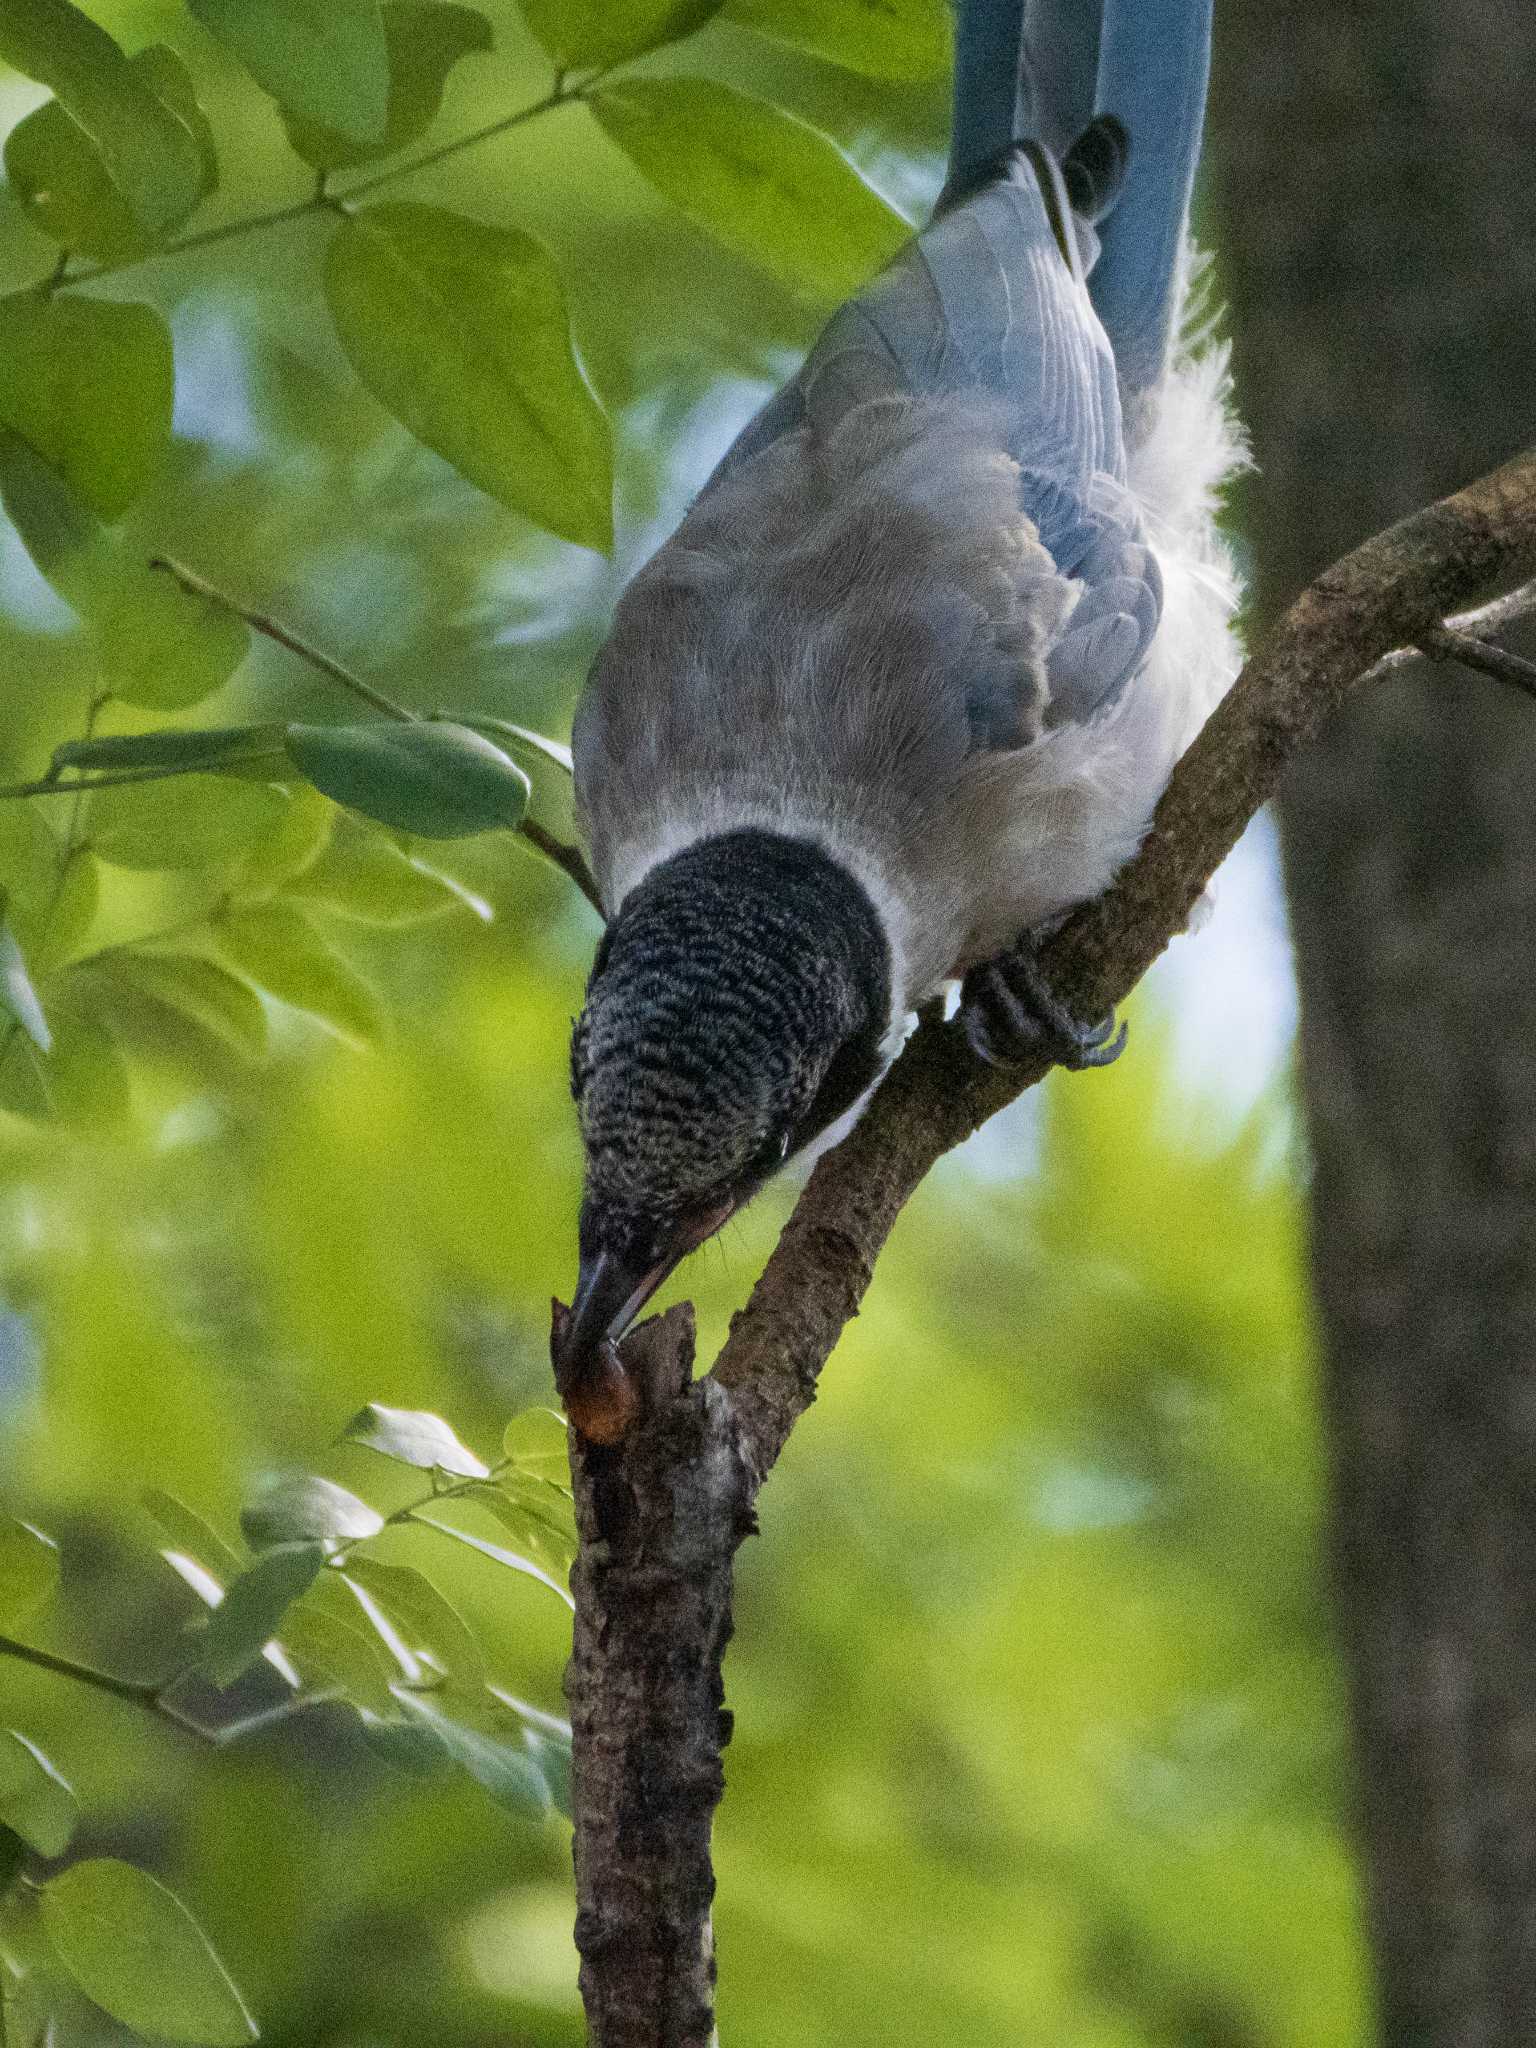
0,4 -> 1368,2042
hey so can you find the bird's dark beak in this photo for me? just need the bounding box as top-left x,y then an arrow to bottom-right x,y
555,1198 -> 737,1396
554,1244 -> 681,1394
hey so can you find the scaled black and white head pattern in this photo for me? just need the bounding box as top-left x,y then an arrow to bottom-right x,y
571,829 -> 892,1248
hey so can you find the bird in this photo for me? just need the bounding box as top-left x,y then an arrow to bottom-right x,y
554,0 -> 1246,1439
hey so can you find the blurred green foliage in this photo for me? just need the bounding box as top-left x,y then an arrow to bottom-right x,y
0,1 -> 1368,2042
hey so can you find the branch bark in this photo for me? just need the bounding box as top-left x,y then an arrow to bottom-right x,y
564,442 -> 1536,2047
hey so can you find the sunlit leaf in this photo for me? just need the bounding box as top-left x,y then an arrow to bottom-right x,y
459,717 -> 573,776
726,0 -> 949,80
240,1476 -> 384,1552
0,1520 -> 57,1628
343,1403 -> 489,1476
213,901 -> 385,1047
342,1556 -> 485,1687
288,831 -> 486,924
502,1404 -> 572,1481
0,924 -> 51,1055
276,1602 -> 392,1707
466,1481 -> 575,1575
0,0 -> 205,238
0,293 -> 171,522
282,2 -> 492,170
325,203 -> 612,549
85,775 -> 289,872
413,1513 -> 573,1609
591,79 -> 908,302
94,571 -> 252,712
520,0 -> 724,67
142,1488 -> 244,1581
4,44 -> 217,263
391,1689 -> 550,1816
44,1001 -> 132,1127
105,952 -> 270,1060
188,0 -> 391,146
0,1732 -> 78,1858
284,721 -> 530,839
41,1859 -> 257,2045
194,1541 -> 327,1685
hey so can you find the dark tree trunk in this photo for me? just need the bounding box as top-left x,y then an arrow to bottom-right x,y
1210,5 -> 1536,2042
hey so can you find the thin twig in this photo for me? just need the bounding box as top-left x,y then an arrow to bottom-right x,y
145,563 -> 605,910
149,558 -> 414,723
519,816 -> 605,916
1418,626 -> 1536,699
1358,574 -> 1536,685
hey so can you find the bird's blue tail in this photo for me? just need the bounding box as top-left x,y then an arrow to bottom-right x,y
949,0 -> 1213,397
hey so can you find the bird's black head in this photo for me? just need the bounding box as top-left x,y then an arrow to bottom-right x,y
560,829 -> 891,1388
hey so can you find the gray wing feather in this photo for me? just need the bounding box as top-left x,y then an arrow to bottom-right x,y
702,158 -> 1162,739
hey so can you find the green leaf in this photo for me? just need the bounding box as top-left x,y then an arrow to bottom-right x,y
188,0 -> 391,146
282,2 -> 492,170
4,44 -> 217,264
356,1710 -> 450,1776
520,0 -> 724,67
466,1481 -> 575,1575
288,831 -> 487,924
325,203 -> 612,549
0,1732 -> 78,1858
85,776 -> 289,872
0,924 -> 51,1055
341,1557 -> 485,1687
94,572 -> 252,712
343,1403 -> 489,1476
502,1404 -> 572,1481
194,1541 -> 327,1685
41,1859 -> 257,2045
725,0 -> 949,80
40,1001 -> 133,1128
413,1513 -> 573,1609
591,79 -> 908,302
213,901 -> 384,1047
284,721 -> 530,839
275,1602 -> 392,1706
240,1476 -> 383,1552
458,717 -> 573,776
0,430 -> 113,613
106,952 -> 270,1060
0,1521 -> 55,1630
391,1690 -> 550,1816
0,0 -> 205,238
231,784 -> 334,896
0,292 -> 172,521
50,727 -> 284,782
27,849 -> 98,975
141,1488 -> 245,1581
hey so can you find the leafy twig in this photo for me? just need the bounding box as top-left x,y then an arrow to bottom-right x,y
55,84 -> 581,295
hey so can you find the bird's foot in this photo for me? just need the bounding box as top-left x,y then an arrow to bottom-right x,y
961,941 -> 1127,1072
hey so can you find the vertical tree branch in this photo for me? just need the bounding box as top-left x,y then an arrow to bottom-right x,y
566,1308 -> 749,2048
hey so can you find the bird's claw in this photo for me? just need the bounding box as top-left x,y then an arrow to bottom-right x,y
961,943 -> 1127,1072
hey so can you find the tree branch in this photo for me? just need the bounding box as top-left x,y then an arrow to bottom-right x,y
563,442 -> 1536,2047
